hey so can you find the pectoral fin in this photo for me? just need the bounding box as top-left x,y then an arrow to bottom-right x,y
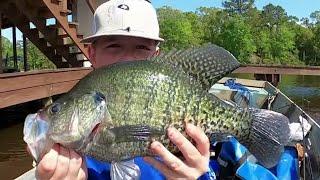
109,125 -> 164,142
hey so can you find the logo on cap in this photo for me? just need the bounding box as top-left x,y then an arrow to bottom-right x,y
118,4 -> 129,10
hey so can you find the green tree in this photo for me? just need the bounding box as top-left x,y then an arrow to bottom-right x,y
269,26 -> 299,64
310,10 -> 320,25
254,29 -> 271,62
184,12 -> 204,45
243,8 -> 269,62
222,0 -> 254,14
157,7 -> 199,51
197,7 -> 231,45
218,16 -> 256,63
311,25 -> 320,65
295,26 -> 314,64
27,39 -> 56,70
155,3 -> 318,66
1,36 -> 22,68
261,4 -> 288,31
300,17 -> 311,28
2,36 -> 55,70
2,36 -> 13,61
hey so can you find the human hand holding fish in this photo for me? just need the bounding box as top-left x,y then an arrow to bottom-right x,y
145,124 -> 210,179
34,144 -> 87,180
33,126 -> 209,180
26,143 -> 87,180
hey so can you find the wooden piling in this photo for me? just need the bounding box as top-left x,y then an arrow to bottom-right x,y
12,26 -> 17,70
254,74 -> 281,87
71,0 -> 78,22
23,34 -> 28,71
86,0 -> 97,13
0,13 -> 3,74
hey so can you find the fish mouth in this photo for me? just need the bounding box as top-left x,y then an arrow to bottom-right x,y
37,109 -> 49,122
89,122 -> 101,138
52,121 -> 102,151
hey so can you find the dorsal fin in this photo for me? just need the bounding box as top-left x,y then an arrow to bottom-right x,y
152,44 -> 240,90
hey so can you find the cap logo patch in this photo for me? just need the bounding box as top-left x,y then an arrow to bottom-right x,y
118,4 -> 129,10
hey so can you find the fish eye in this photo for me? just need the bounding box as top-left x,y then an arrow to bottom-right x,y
50,103 -> 61,114
94,92 -> 106,104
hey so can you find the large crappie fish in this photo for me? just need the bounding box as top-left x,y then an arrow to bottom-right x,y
24,44 -> 289,169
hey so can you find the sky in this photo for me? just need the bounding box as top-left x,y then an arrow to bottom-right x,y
2,0 -> 320,42
153,0 -> 320,19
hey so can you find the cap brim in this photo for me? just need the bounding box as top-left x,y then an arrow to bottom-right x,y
80,32 -> 164,44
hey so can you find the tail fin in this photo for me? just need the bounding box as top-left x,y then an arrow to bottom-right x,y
246,109 -> 290,168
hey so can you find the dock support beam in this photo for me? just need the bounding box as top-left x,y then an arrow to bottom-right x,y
254,74 -> 281,87
12,26 -> 18,70
0,13 -> 2,74
23,34 -> 28,71
86,0 -> 97,14
71,0 -> 78,22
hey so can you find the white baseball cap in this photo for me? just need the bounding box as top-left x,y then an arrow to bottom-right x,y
81,0 -> 164,43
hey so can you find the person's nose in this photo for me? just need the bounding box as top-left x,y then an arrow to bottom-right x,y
119,48 -> 138,61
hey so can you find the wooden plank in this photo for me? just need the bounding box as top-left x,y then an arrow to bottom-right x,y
85,0 -> 96,14
233,65 -> 320,76
0,67 -> 92,108
0,80 -> 79,108
23,35 -> 28,71
12,26 -> 18,69
0,67 -> 92,77
0,67 -> 92,93
71,0 -> 78,22
1,15 -> 14,29
0,13 -> 2,74
42,0 -> 89,60
0,4 -> 67,67
11,1 -> 79,67
60,0 -> 68,11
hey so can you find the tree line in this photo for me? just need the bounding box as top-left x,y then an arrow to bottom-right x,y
157,0 -> 320,65
1,36 -> 55,71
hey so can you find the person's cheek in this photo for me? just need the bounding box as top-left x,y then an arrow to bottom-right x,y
95,50 -> 119,67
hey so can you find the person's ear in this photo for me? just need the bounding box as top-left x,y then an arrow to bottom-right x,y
88,44 -> 97,67
155,49 -> 160,56
154,47 -> 160,57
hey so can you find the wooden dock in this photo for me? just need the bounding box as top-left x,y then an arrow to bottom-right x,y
1,64 -> 320,109
0,67 -> 92,108
233,64 -> 320,76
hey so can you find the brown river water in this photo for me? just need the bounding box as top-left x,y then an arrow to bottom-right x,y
0,75 -> 319,179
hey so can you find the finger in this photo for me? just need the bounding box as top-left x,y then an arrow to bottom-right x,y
167,127 -> 201,164
185,124 -> 210,158
144,157 -> 179,178
51,145 -> 70,180
66,150 -> 82,179
26,146 -> 31,155
150,141 -> 188,175
36,144 -> 59,179
78,157 -> 88,180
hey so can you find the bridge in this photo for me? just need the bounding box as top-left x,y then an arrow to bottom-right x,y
1,64 -> 320,109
